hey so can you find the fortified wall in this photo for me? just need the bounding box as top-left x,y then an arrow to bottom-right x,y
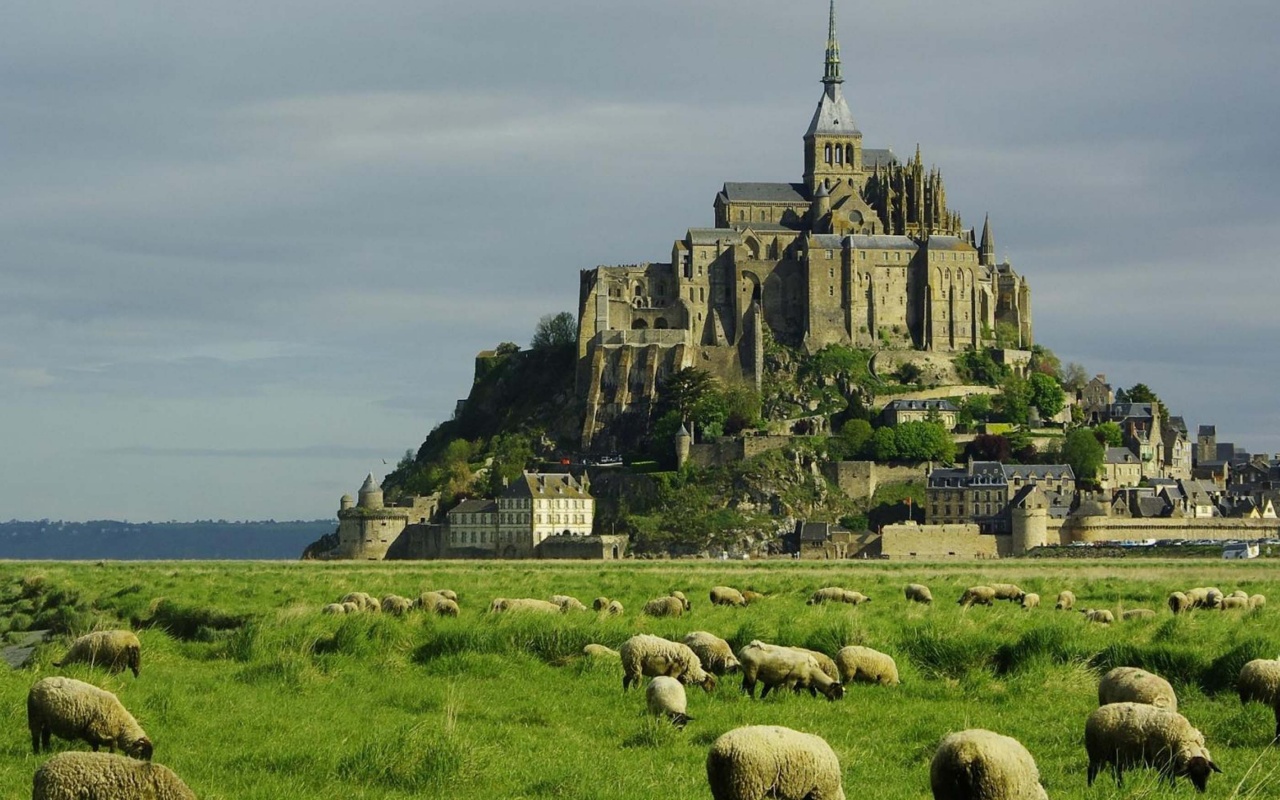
823,460 -> 929,500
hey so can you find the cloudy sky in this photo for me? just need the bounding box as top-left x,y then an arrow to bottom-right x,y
3,1 -> 1277,522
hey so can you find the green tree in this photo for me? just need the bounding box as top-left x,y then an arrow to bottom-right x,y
1062,428 -> 1104,486
721,385 -> 763,434
996,374 -> 1031,424
1095,421 -> 1124,447
871,426 -> 899,461
829,418 -> 873,460
995,321 -> 1022,348
1028,373 -> 1066,418
894,421 -> 955,463
481,433 -> 535,496
1123,383 -> 1168,420
1029,345 -> 1061,380
530,312 -> 577,350
658,367 -> 716,422
1060,362 -> 1088,392
954,349 -> 1009,386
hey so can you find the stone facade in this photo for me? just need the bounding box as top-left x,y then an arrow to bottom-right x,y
445,472 -> 595,558
576,3 -> 1032,449
882,398 -> 958,431
880,521 -> 1004,559
331,474 -> 439,560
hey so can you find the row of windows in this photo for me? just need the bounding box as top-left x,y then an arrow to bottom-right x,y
823,143 -> 856,164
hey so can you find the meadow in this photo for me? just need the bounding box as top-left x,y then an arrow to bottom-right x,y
2,558 -> 1279,799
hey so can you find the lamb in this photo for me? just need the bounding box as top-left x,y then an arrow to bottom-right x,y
643,596 -> 686,617
1082,609 -> 1114,625
991,583 -> 1026,602
54,631 -> 142,678
582,643 -> 620,659
1020,593 -> 1040,610
28,677 -> 152,759
1168,592 -> 1191,614
834,645 -> 899,686
619,634 -> 716,692
1249,594 -> 1267,610
904,583 -> 933,604
380,595 -> 413,616
646,676 -> 691,729
710,586 -> 748,607
929,728 -> 1048,800
322,603 -> 347,615
682,631 -> 741,675
806,587 -> 869,606
1237,658 -> 1280,739
706,725 -> 846,800
742,590 -> 766,605
958,586 -> 996,608
1085,702 -> 1220,791
592,596 -> 610,611
32,751 -> 195,800
1098,666 -> 1178,712
1221,596 -> 1248,611
1055,590 -> 1076,611
737,641 -> 843,701
1121,608 -> 1156,620
549,594 -> 588,612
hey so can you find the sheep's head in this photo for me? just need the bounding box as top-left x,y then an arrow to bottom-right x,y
823,682 -> 845,701
697,673 -> 717,693
126,736 -> 153,760
1181,753 -> 1221,792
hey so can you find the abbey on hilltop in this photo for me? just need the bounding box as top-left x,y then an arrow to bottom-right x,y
576,1 -> 1032,448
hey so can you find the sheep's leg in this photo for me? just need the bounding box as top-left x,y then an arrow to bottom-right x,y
1086,760 -> 1098,786
30,728 -> 40,755
1273,705 -> 1280,741
760,682 -> 772,698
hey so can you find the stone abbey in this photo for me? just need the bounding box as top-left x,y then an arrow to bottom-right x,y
576,2 -> 1032,448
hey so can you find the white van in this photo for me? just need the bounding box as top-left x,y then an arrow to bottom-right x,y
1223,542 -> 1259,560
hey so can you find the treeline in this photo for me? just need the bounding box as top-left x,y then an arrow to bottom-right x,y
0,520 -> 334,560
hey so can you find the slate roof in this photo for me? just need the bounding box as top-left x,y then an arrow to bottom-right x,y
502,472 -> 593,500
809,234 -> 845,249
924,236 -> 975,252
848,234 -> 919,251
885,399 -> 958,412
687,228 -> 745,246
1105,448 -> 1138,464
448,498 -> 497,516
1167,416 -> 1188,435
800,522 -> 831,542
1004,464 -> 1076,482
1198,425 -> 1216,436
1135,497 -> 1170,518
720,183 -> 809,204
1110,402 -> 1154,421
806,84 -> 860,137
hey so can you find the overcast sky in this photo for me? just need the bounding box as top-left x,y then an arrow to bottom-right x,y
3,1 -> 1277,522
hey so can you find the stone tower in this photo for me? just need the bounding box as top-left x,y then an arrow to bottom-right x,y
803,0 -> 864,194
357,473 -> 383,510
675,423 -> 692,469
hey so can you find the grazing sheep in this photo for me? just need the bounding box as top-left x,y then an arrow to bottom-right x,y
606,600 -> 624,616
340,601 -> 360,614
1221,596 -> 1248,611
806,587 -> 869,606
321,603 -> 347,615
834,645 -> 899,686
1229,590 -> 1249,600
1098,666 -> 1178,712
592,596 -> 610,611
1249,594 -> 1267,610
415,591 -> 455,615
1237,658 -> 1280,739
433,589 -> 458,603
710,586 -> 748,607
706,725 -> 845,800
1168,592 -> 1191,614
1082,609 -> 1114,625
790,648 -> 839,682
1183,588 -> 1210,609
646,676 -> 691,729
904,583 -> 933,604
1121,608 -> 1156,621
582,643 -> 620,659
380,595 -> 412,616
32,751 -> 195,800
1085,702 -> 1220,792
930,728 -> 1048,800
619,634 -> 716,693
990,583 -> 1026,602
1204,588 -> 1224,609
433,598 -> 460,617
1055,590 -> 1076,611
550,594 -> 588,612
1020,593 -> 1040,610
490,597 -> 561,614
340,592 -> 379,612
671,590 -> 692,611
643,596 -> 686,618
737,641 -> 843,701
54,631 -> 142,678
957,586 -> 997,608
682,631 -> 741,675
28,677 -> 152,760
742,590 -> 766,605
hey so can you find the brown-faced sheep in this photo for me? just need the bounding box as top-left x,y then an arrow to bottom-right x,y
28,677 -> 152,760
706,725 -> 845,800
606,600 -> 624,615
32,751 -> 195,800
592,596 -> 610,611
834,645 -> 899,686
710,586 -> 748,607
904,583 -> 933,604
737,641 -> 843,701
1085,702 -> 1220,791
1237,658 -> 1280,739
671,590 -> 692,611
1020,593 -> 1040,610
790,648 -> 839,682
958,586 -> 997,608
1098,666 -> 1177,712
646,676 -> 691,729
619,634 -> 716,693
682,631 -> 741,675
930,728 -> 1048,800
1055,590 -> 1076,611
1168,592 -> 1191,614
54,631 -> 142,678
643,596 -> 686,617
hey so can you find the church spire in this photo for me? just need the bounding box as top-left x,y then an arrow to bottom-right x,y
823,0 -> 843,86
979,214 -> 995,266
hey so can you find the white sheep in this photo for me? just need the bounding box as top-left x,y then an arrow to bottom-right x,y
1020,593 -> 1040,610
1221,596 -> 1248,611
1168,592 -> 1191,614
834,645 -> 899,686
582,643 -> 620,659
710,586 -> 748,607
32,751 -> 195,800
380,595 -> 413,616
340,601 -> 360,614
1085,702 -> 1221,791
1204,587 -> 1224,609
1098,666 -> 1177,712
904,583 -> 933,604
1055,590 -> 1076,611
706,725 -> 845,800
646,676 -> 691,729
28,677 -> 152,760
490,598 -> 561,614
550,594 -> 588,611
990,583 -> 1026,602
929,728 -> 1048,800
54,631 -> 142,678
737,641 -> 843,701
643,596 -> 686,617
671,590 -> 691,610
1228,590 -> 1249,600
1237,658 -> 1280,740
339,591 -> 379,612
433,589 -> 458,602
682,631 -> 741,675
791,647 -> 839,683
415,591 -> 457,616
1249,594 -> 1267,610
958,586 -> 996,607
742,590 -> 766,605
321,603 -> 347,615
806,587 -> 869,605
619,634 -> 716,693
1082,609 -> 1114,624
1121,609 -> 1156,620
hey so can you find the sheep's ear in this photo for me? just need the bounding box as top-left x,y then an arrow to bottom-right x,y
1209,760 -> 1222,774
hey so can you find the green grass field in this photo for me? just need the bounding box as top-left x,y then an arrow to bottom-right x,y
2,559 -> 1279,799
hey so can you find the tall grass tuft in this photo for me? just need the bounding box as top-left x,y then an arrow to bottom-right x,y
1203,637 -> 1280,695
898,622 -> 995,680
993,621 -> 1088,675
146,599 -> 251,641
1090,642 -> 1208,689
334,721 -> 486,792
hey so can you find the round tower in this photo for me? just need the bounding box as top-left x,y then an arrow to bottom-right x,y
674,423 -> 692,469
357,473 -> 383,510
810,182 -> 832,231
1010,506 -> 1047,555
339,493 -> 354,512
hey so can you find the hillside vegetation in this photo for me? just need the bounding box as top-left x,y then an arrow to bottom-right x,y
1,560 -> 1279,799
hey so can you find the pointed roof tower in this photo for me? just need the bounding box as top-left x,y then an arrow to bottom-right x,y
979,214 -> 995,266
805,1 -> 859,139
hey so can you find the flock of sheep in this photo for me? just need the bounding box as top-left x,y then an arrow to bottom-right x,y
15,577 -> 1280,799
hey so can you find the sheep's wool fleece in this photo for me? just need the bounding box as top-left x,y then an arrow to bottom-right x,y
931,729 -> 1049,800
32,752 -> 195,800
707,725 -> 846,800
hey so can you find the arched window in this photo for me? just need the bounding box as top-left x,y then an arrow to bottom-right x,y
845,144 -> 853,164
824,144 -> 832,163
834,147 -> 843,164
